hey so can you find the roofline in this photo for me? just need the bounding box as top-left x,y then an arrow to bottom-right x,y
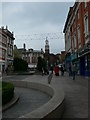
63,7 -> 73,33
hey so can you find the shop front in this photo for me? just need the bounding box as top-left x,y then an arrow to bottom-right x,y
7,59 -> 14,72
0,60 -> 6,74
71,52 -> 79,75
65,52 -> 71,71
79,47 -> 90,77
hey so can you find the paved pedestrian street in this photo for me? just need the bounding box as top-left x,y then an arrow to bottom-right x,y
3,87 -> 51,118
2,72 -> 88,118
51,73 -> 88,118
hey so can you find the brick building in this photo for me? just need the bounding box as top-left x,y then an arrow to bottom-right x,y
14,43 -> 44,68
0,26 -> 15,73
3,26 -> 15,69
63,1 -> 90,76
0,28 -> 7,73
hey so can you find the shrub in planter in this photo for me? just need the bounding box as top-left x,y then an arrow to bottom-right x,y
13,58 -> 28,71
37,57 -> 46,72
2,82 -> 14,105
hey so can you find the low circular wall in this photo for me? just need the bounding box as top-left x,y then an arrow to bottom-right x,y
10,80 -> 65,119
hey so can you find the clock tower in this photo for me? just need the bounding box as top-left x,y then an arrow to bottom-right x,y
45,37 -> 49,54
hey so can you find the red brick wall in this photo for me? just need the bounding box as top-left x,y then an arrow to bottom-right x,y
88,1 -> 90,36
71,2 -> 89,51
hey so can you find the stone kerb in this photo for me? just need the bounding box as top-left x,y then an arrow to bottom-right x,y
11,80 -> 65,119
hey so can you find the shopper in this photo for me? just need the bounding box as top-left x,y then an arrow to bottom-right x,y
72,63 -> 75,80
69,64 -> 72,76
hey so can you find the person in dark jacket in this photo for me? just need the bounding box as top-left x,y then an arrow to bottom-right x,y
69,64 -> 72,76
50,64 -> 54,74
72,63 -> 75,80
61,65 -> 64,76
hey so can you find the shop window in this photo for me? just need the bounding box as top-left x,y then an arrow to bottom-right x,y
85,56 -> 88,71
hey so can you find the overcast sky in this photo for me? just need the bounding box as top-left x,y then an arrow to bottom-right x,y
2,2 -> 74,54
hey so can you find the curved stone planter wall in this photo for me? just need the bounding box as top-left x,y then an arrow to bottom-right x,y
10,80 -> 65,119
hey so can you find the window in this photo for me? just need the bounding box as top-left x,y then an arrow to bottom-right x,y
85,0 -> 87,8
78,26 -> 81,45
74,33 -> 76,48
84,14 -> 88,37
2,49 -> 6,59
77,10 -> 79,20
74,19 -> 75,28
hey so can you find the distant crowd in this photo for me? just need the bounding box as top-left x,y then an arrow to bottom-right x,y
42,62 -> 76,80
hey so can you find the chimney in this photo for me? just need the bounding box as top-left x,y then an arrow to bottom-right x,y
6,25 -> 8,30
41,48 -> 43,53
1,26 -> 4,29
23,43 -> 26,50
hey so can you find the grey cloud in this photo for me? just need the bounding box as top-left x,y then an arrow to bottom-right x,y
2,2 -> 74,54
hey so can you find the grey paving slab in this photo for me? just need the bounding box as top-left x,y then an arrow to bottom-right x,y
51,72 -> 88,118
2,87 -> 51,118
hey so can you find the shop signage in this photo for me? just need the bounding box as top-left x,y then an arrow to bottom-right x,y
79,47 -> 89,56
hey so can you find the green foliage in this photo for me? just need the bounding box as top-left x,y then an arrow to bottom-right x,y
37,57 -> 46,71
2,82 -> 14,105
13,58 -> 28,71
14,49 -> 21,58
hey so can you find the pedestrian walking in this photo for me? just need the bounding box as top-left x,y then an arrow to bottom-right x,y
61,65 -> 64,76
72,63 -> 75,80
50,64 -> 53,74
69,64 -> 72,76
62,66 -> 64,76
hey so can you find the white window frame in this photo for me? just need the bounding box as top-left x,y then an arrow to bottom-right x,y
84,13 -> 89,43
77,25 -> 81,48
